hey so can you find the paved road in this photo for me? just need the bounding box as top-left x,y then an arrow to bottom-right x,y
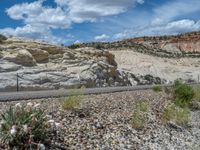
0,83 -> 198,102
0,85 -> 168,102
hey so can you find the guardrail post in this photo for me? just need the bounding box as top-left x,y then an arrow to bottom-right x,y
17,73 -> 19,92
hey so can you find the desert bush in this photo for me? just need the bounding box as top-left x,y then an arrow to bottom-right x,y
152,85 -> 162,92
194,86 -> 200,101
132,101 -> 149,129
188,86 -> 200,110
68,43 -> 81,49
161,104 -> 189,125
61,89 -> 84,110
172,80 -> 194,107
95,43 -> 104,49
0,103 -> 59,149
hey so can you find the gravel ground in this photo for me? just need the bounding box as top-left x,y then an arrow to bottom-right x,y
0,90 -> 200,150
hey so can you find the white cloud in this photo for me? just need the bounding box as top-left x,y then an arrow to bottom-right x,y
2,0 -> 200,44
112,0 -> 200,40
26,7 -> 70,29
152,0 -> 200,25
1,0 -> 144,43
0,24 -> 66,44
113,19 -> 200,40
6,0 -> 71,29
55,0 -> 144,23
2,0 -> 71,43
95,34 -> 110,41
6,0 -> 44,20
74,40 -> 82,44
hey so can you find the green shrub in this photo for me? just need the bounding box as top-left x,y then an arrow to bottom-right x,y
172,81 -> 194,107
152,85 -> 162,92
161,104 -> 189,125
61,89 -> 84,110
0,103 -> 58,149
68,43 -> 81,49
132,101 -> 149,129
194,86 -> 200,101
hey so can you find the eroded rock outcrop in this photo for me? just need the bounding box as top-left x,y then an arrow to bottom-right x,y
3,49 -> 37,67
71,31 -> 200,58
0,37 -> 163,91
27,48 -> 49,63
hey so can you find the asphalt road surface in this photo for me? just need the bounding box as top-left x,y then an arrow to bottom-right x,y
0,83 -> 198,102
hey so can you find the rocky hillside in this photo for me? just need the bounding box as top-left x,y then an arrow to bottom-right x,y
0,37 -> 163,92
70,31 -> 200,58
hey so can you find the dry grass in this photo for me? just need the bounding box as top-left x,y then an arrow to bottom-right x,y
152,85 -> 162,92
132,101 -> 149,129
194,86 -> 200,101
161,103 -> 189,125
61,89 -> 85,110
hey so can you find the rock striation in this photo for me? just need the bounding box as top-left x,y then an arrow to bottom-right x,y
0,37 -> 163,91
71,31 -> 200,58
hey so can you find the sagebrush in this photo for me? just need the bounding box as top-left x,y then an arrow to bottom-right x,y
162,103 -> 189,125
172,80 -> 194,107
132,101 -> 149,129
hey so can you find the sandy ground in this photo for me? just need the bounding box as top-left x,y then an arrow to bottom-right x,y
110,50 -> 200,82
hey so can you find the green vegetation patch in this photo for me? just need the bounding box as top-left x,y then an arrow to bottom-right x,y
61,89 -> 85,110
132,101 -> 149,129
194,86 -> 200,101
0,103 -> 56,149
152,85 -> 162,92
172,80 -> 194,108
161,104 -> 189,125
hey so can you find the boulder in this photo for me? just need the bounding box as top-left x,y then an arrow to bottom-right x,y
27,48 -> 49,63
162,43 -> 182,54
0,51 -> 3,59
41,46 -> 64,54
4,49 -> 36,66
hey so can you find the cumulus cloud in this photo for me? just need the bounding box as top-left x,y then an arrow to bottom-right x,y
94,34 -> 110,41
6,0 -> 71,29
6,0 -> 44,20
152,0 -> 200,25
1,0 -> 144,43
55,0 -> 144,23
113,19 -> 200,40
1,0 -> 200,44
0,24 -> 66,44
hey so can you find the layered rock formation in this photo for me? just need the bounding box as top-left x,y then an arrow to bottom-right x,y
131,31 -> 200,53
67,31 -> 200,83
0,37 -> 162,91
71,31 -> 200,58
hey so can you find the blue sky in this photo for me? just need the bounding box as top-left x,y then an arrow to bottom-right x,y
0,0 -> 200,45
